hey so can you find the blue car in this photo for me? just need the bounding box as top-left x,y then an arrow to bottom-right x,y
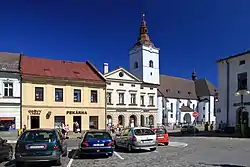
78,131 -> 114,157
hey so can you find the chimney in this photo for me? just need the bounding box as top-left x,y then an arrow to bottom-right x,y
192,71 -> 197,81
103,63 -> 109,74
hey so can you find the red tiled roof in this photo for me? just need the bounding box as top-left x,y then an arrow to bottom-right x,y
21,56 -> 105,83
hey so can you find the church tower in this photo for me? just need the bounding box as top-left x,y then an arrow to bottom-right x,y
129,14 -> 160,85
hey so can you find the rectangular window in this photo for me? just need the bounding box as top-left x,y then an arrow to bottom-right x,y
55,88 -> 63,102
193,104 -> 195,110
119,83 -> 124,86
54,116 -> 65,128
107,92 -> 112,104
35,87 -> 44,101
140,95 -> 144,105
149,96 -> 154,105
131,84 -> 135,87
91,90 -> 98,103
170,114 -> 173,118
74,89 -> 81,102
170,103 -> 173,112
4,83 -> 13,97
130,93 -> 136,104
237,72 -> 247,90
119,93 -> 124,104
239,60 -> 245,66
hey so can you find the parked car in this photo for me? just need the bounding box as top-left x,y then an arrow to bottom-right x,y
0,137 -> 13,162
15,129 -> 67,166
78,130 -> 114,157
181,125 -> 199,134
152,127 -> 169,145
114,127 -> 157,152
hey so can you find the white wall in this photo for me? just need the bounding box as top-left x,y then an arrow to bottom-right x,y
217,54 -> 250,128
107,81 -> 157,109
129,45 -> 160,85
197,96 -> 216,123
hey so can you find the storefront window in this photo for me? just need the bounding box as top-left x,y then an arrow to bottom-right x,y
54,116 -> 65,129
0,117 -> 15,131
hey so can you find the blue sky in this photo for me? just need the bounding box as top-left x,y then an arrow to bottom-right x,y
1,1 -> 250,86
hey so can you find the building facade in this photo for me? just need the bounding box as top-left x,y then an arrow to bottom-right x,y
216,51 -> 250,129
21,55 -> 106,131
104,66 -> 157,128
0,52 -> 21,130
104,14 -> 159,128
158,74 -> 217,126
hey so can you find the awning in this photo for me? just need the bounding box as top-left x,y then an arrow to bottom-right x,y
0,117 -> 14,121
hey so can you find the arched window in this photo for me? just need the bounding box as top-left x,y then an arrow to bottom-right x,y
134,62 -> 138,69
149,60 -> 153,68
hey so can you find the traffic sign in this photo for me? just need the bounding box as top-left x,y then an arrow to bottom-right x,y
192,111 -> 199,117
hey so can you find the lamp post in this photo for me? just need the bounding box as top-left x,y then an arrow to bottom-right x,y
235,90 -> 250,137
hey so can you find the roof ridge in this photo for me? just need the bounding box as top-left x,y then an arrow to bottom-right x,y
160,74 -> 193,82
23,55 -> 85,64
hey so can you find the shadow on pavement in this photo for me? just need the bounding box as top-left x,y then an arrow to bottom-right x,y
199,162 -> 246,167
4,159 -> 15,167
114,147 -> 153,154
68,149 -> 109,159
4,160 -> 52,167
168,131 -> 245,138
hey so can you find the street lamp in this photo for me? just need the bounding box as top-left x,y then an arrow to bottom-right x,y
234,89 -> 250,137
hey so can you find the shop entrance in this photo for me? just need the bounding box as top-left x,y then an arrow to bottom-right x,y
30,116 -> 40,129
73,116 -> 81,132
89,116 -> 98,130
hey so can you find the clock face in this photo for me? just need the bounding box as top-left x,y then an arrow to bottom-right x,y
119,72 -> 124,77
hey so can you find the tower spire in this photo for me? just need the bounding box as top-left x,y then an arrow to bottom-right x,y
133,13 -> 154,48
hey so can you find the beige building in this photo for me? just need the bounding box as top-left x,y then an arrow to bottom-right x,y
21,55 -> 106,131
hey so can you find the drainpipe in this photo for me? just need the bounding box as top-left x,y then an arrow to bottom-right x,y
208,97 -> 211,124
104,86 -> 107,131
226,60 -> 230,126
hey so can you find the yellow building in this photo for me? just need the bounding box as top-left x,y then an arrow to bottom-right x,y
21,56 -> 106,131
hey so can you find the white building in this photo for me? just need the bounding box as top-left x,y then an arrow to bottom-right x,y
216,51 -> 250,129
104,66 -> 158,127
104,15 -> 159,127
158,73 -> 217,126
0,52 -> 21,130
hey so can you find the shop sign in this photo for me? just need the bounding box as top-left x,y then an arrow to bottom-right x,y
233,102 -> 250,106
66,111 -> 87,115
28,110 -> 41,115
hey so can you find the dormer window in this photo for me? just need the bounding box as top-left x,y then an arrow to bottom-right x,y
188,92 -> 191,95
177,90 -> 181,94
134,62 -> 139,69
149,60 -> 153,68
166,89 -> 170,92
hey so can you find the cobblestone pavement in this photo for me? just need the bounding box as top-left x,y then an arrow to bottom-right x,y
1,137 -> 250,167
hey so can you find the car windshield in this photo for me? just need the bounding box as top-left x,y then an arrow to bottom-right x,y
20,130 -> 56,142
84,132 -> 112,140
154,129 -> 167,134
134,129 -> 155,136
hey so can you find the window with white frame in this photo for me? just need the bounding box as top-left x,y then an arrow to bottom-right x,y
4,83 -> 13,97
130,93 -> 136,104
119,93 -> 124,104
107,92 -> 112,104
140,95 -> 144,105
149,96 -> 154,106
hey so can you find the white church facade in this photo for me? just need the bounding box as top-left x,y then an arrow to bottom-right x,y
103,14 -> 217,127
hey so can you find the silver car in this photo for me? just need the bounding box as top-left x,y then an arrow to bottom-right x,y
114,127 -> 157,152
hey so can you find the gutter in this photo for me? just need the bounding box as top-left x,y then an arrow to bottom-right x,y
226,60 -> 230,125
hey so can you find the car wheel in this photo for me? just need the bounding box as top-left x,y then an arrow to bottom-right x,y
150,147 -> 156,151
127,144 -> 133,153
108,153 -> 113,157
5,148 -> 13,161
53,156 -> 62,166
165,142 -> 169,146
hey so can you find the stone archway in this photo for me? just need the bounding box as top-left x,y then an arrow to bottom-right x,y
183,113 -> 191,124
130,115 -> 137,127
107,115 -> 112,126
140,115 -> 145,127
149,115 -> 154,126
118,115 -> 125,127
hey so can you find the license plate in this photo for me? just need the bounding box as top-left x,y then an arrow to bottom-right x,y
29,145 -> 45,149
93,144 -> 104,146
143,141 -> 152,143
157,136 -> 164,138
